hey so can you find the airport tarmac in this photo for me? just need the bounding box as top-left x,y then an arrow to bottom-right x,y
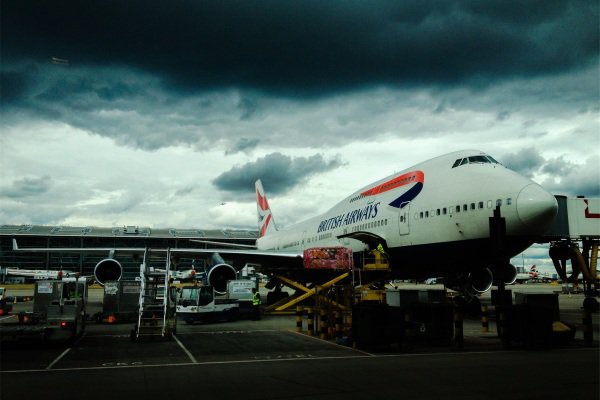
1,283 -> 598,400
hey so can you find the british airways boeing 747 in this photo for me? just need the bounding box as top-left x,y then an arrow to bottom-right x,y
251,149 -> 557,294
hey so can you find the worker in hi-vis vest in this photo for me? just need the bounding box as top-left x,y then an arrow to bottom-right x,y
252,288 -> 262,320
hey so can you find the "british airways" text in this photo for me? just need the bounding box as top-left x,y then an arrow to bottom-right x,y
317,202 -> 380,233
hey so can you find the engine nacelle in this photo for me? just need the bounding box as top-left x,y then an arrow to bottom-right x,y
493,263 -> 517,286
207,253 -> 237,294
467,267 -> 494,295
94,259 -> 123,286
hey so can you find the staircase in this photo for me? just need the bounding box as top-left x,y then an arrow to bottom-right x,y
131,249 -> 177,341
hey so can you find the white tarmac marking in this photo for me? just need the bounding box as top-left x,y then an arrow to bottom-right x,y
173,334 -> 198,364
3,348 -> 593,374
287,330 -> 375,356
46,348 -> 72,370
45,332 -> 86,370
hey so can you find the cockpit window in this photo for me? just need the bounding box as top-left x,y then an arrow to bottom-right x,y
468,156 -> 489,163
452,154 -> 501,168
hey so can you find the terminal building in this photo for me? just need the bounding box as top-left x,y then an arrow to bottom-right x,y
0,225 -> 258,283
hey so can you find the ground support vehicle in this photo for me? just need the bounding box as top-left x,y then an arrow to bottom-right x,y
0,278 -> 87,342
0,287 -> 13,316
98,280 -> 141,323
177,280 -> 256,324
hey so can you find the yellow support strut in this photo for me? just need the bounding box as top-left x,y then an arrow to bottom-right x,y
271,272 -> 350,312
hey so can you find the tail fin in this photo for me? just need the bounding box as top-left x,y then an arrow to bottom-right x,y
529,265 -> 538,278
255,179 -> 278,237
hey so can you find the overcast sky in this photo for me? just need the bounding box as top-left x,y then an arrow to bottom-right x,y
1,1 -> 598,271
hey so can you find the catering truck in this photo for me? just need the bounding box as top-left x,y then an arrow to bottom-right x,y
176,280 -> 257,324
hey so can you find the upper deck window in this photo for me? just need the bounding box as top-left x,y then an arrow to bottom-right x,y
452,154 -> 500,168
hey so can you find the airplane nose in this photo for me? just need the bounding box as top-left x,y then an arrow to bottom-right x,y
516,184 -> 558,232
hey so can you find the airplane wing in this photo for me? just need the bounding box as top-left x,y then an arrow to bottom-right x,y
12,239 -> 147,256
188,239 -> 258,249
168,248 -> 304,270
12,239 -> 304,270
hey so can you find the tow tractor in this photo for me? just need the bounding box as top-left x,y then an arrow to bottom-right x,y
0,278 -> 87,342
176,280 -> 256,324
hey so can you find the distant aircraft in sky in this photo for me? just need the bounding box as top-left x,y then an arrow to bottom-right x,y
12,150 -> 558,298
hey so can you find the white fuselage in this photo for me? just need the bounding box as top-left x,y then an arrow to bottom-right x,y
256,150 -> 557,277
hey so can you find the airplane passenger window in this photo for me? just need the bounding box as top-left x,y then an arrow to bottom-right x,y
487,200 -> 493,208
455,205 -> 460,213
420,212 -> 424,219
463,204 -> 468,211
507,198 -> 512,206
443,207 -> 447,215
478,202 -> 484,209
425,211 -> 429,218
496,199 -> 502,207
470,203 -> 475,210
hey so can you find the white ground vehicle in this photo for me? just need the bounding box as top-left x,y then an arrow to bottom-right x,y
176,280 -> 256,324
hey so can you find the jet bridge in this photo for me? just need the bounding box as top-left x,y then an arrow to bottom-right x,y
542,196 -> 599,308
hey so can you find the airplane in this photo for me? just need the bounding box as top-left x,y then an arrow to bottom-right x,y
249,149 -> 558,296
4,247 -> 196,282
513,265 -> 537,284
4,267 -> 77,280
11,150 -> 558,298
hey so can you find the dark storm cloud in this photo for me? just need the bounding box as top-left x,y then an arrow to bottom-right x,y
2,176 -> 52,199
2,0 -> 597,100
501,149 -> 600,197
500,147 -> 545,178
213,152 -> 344,194
225,138 -> 260,155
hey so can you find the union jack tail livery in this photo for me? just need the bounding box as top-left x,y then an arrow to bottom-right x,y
529,265 -> 538,279
255,179 -> 278,238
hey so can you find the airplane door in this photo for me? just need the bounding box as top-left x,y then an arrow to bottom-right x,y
399,201 -> 410,235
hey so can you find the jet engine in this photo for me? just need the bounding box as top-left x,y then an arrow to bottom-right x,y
492,263 -> 517,286
207,253 -> 237,294
447,267 -> 494,297
468,267 -> 494,294
94,259 -> 123,285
